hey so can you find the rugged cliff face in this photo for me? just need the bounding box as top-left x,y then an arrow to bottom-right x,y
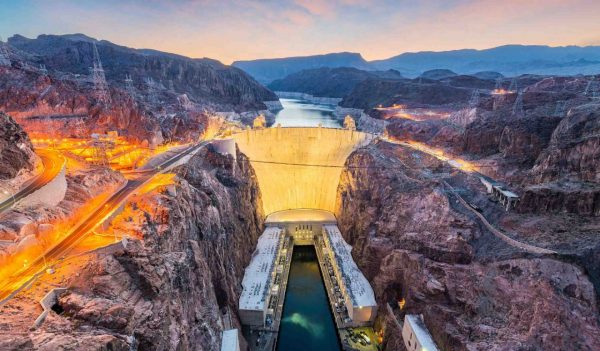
8,34 -> 277,112
0,112 -> 38,179
0,66 -> 166,144
0,34 -> 279,144
0,147 -> 264,350
335,142 -> 600,351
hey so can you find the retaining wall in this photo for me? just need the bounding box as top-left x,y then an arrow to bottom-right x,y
18,162 -> 67,209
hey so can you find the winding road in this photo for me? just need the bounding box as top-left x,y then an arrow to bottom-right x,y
0,141 -> 206,304
0,149 -> 65,213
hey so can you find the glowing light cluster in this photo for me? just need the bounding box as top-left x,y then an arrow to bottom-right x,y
374,105 -> 450,121
385,137 -> 479,173
31,136 -> 183,171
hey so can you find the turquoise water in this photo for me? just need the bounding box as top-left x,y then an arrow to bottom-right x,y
276,246 -> 341,351
273,99 -> 342,128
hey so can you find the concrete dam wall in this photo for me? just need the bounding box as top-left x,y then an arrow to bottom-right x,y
233,127 -> 374,214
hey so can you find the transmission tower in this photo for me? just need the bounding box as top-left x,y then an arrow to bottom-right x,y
469,89 -> 480,107
89,42 -> 110,103
584,77 -> 600,99
512,90 -> 524,117
145,77 -> 158,104
554,100 -> 567,117
0,36 -> 11,66
39,64 -> 48,76
494,78 -> 503,91
508,78 -> 518,92
125,74 -> 135,97
178,94 -> 193,111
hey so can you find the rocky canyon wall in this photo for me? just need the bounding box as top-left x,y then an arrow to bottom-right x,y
334,142 -> 600,351
0,146 -> 264,350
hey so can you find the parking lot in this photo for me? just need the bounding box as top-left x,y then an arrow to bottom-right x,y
340,327 -> 379,351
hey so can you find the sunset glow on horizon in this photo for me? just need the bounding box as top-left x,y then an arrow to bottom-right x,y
1,0 -> 599,64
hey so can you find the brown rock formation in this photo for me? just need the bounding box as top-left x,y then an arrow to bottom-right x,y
0,147 -> 264,350
0,111 -> 37,179
335,142 -> 600,351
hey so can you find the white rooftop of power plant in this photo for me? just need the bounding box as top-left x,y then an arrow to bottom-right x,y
405,315 -> 439,351
239,227 -> 283,311
220,329 -> 239,351
323,225 -> 376,308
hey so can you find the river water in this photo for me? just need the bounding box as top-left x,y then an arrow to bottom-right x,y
273,98 -> 341,128
276,246 -> 341,351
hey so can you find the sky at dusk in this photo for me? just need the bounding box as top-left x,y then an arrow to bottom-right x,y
1,0 -> 599,64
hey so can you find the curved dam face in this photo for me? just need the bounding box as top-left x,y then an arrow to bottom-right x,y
233,127 -> 374,215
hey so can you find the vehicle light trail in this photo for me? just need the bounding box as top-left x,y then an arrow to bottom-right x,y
0,142 -> 207,304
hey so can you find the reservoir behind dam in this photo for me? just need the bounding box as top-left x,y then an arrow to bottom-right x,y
273,98 -> 341,128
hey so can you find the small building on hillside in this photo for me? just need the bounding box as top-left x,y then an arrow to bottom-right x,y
402,314 -> 439,351
492,185 -> 520,211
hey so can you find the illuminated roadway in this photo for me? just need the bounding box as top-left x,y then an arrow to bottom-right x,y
0,141 -> 207,304
0,149 -> 65,213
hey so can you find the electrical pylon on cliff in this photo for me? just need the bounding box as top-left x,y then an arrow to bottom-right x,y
508,78 -> 518,93
512,90 -> 524,117
39,64 -> 48,76
89,42 -> 110,103
125,74 -> 135,97
494,78 -> 503,91
584,77 -> 600,99
145,77 -> 158,104
469,89 -> 480,108
554,100 -> 567,117
0,37 -> 11,66
178,93 -> 193,111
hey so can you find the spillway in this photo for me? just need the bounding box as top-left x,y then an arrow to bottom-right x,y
233,127 -> 374,215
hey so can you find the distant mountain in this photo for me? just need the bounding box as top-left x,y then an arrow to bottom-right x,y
233,52 -> 370,84
371,45 -> 600,77
7,33 -> 276,111
235,45 -> 600,82
419,69 -> 457,80
268,67 -> 403,98
471,71 -> 504,80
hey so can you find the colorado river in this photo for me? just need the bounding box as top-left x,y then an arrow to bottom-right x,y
276,246 -> 341,351
273,98 -> 341,128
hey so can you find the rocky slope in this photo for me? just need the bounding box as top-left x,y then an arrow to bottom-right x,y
340,75 -> 494,110
335,142 -> 600,351
376,74 -> 600,217
0,146 -> 264,350
0,34 -> 278,144
8,34 -> 277,112
268,67 -> 403,98
0,112 -> 38,179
